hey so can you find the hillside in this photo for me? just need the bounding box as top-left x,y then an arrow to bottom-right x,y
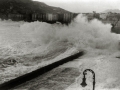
0,0 -> 72,14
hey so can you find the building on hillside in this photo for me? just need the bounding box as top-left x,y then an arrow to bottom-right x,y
99,13 -> 107,20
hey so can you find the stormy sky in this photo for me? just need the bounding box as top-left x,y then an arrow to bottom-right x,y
33,0 -> 120,13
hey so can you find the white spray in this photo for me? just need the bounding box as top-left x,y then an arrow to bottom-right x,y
0,14 -> 119,57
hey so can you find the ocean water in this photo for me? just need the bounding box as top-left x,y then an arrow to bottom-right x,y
0,15 -> 120,89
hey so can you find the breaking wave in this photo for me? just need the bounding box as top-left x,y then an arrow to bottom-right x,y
19,14 -> 120,55
0,14 -> 119,58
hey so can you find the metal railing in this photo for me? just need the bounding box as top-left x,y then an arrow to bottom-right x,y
81,69 -> 95,90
